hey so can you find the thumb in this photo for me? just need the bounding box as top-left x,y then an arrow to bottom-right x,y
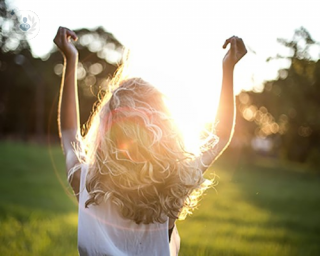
66,29 -> 78,41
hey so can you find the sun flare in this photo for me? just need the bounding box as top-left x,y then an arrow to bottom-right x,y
125,50 -> 223,155
162,90 -> 219,156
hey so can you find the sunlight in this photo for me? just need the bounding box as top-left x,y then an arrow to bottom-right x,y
125,53 -> 221,155
164,87 -> 220,155
163,95 -> 210,155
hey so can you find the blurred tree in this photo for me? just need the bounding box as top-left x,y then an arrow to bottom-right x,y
0,0 -> 30,52
0,0 -> 33,139
0,0 -> 123,141
235,27 -> 320,168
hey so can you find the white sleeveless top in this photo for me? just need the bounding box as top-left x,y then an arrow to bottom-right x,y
77,165 -> 180,256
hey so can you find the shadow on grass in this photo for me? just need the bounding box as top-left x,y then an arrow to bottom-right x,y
228,161 -> 320,255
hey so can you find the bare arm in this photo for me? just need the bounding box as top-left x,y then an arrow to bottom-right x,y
54,27 -> 81,199
199,36 -> 247,171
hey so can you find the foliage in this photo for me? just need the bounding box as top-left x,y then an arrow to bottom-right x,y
0,0 -> 30,52
236,27 -> 320,166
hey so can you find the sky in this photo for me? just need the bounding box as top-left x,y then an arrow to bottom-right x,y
6,0 -> 320,152
7,0 -> 320,90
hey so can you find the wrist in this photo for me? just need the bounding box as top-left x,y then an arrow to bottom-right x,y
64,54 -> 78,64
222,64 -> 234,76
223,61 -> 235,71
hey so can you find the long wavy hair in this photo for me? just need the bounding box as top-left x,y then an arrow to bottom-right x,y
71,65 -> 218,224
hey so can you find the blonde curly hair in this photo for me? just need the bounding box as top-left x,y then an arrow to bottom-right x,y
72,67 -> 217,224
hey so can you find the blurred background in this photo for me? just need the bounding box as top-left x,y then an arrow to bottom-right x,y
0,0 -> 319,255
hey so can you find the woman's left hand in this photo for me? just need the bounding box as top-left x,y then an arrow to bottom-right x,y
222,36 -> 247,69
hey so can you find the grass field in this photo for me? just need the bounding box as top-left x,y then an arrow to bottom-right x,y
0,142 -> 320,256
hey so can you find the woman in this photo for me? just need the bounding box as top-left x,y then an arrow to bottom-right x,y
54,27 -> 247,256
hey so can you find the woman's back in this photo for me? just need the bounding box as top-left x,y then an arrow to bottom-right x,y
78,164 -> 179,256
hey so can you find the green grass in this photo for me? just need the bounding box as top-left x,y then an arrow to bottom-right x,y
0,142 -> 78,256
178,160 -> 320,256
1,142 -> 320,255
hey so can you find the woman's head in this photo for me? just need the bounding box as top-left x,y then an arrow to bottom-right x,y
78,74 -> 212,224
107,78 -> 181,163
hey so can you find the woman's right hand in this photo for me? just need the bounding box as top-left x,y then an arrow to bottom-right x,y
53,27 -> 78,59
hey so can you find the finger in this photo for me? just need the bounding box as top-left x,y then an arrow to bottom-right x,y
235,38 -> 244,48
53,37 -> 59,45
235,38 -> 247,55
53,34 -> 61,45
66,29 -> 78,41
222,36 -> 237,49
57,26 -> 78,41
222,38 -> 231,49
58,26 -> 66,36
228,37 -> 237,52
53,26 -> 64,43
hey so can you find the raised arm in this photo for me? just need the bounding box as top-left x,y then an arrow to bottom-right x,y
53,27 -> 81,198
199,36 -> 247,171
